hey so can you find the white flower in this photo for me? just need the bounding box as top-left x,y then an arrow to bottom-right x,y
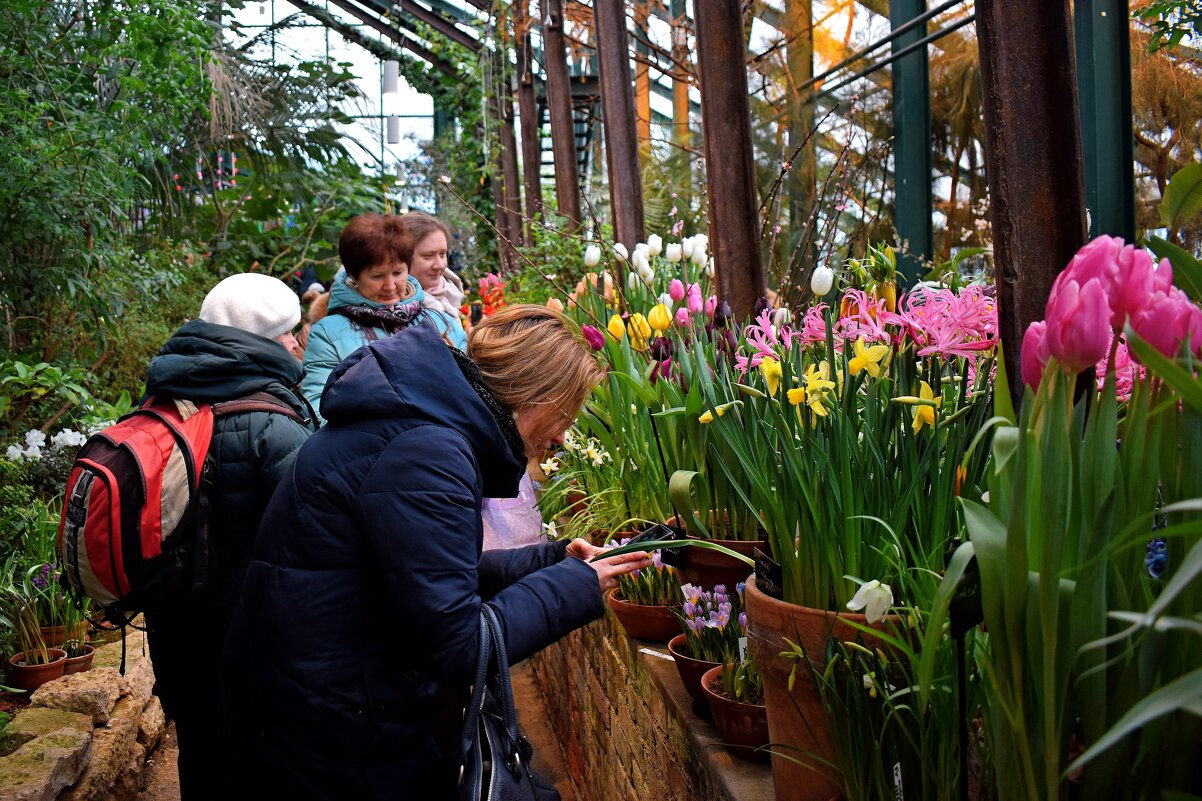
665,243 -> 682,263
772,308 -> 792,328
627,271 -> 641,292
5,444 -> 24,461
647,234 -> 663,257
613,243 -> 629,260
542,521 -> 558,539
584,244 -> 602,268
811,265 -> 835,296
846,580 -> 894,623
681,237 -> 695,260
52,429 -> 87,449
690,240 -> 707,267
24,430 -> 46,449
705,256 -> 715,279
635,242 -> 649,258
22,445 -> 42,460
630,404 -> 638,413
658,292 -> 675,310
540,457 -> 560,475
632,249 -> 650,274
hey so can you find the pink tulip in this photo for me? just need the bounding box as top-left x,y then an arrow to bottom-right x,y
1044,278 -> 1111,373
1059,235 -> 1125,291
669,279 -> 686,302
674,307 -> 691,328
1021,320 -> 1049,388
687,283 -> 703,314
1178,300 -> 1202,358
1108,248 -> 1172,331
1129,290 -> 1182,360
704,295 -> 718,317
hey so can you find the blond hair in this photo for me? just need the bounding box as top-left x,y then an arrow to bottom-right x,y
468,304 -> 604,423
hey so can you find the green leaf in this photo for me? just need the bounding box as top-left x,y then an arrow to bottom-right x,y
591,537 -> 754,567
1146,234 -> 1202,304
1066,667 -> 1202,775
1160,163 -> 1202,230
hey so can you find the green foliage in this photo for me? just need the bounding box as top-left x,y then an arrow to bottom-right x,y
718,655 -> 763,705
1135,0 -> 1202,52
1160,162 -> 1202,232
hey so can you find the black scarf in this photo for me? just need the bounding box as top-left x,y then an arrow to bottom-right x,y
331,297 -> 426,340
449,347 -> 526,465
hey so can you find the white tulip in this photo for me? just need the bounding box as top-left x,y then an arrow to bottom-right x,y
658,292 -> 675,310
638,262 -> 655,282
647,234 -> 663,257
846,580 -> 894,624
705,256 -> 715,278
613,242 -> 629,260
584,244 -> 601,268
665,243 -> 682,263
772,308 -> 792,328
635,242 -> 650,259
691,241 -> 707,267
627,271 -> 641,292
681,237 -> 695,260
811,265 -> 835,296
632,249 -> 650,274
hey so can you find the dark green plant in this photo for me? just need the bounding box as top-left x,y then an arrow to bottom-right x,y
1135,0 -> 1202,52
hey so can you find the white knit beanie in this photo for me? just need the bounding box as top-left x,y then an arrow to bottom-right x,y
199,273 -> 301,340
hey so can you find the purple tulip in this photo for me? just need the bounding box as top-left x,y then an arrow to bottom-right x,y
649,336 -> 674,362
713,301 -> 733,329
581,324 -> 605,351
1044,278 -> 1111,373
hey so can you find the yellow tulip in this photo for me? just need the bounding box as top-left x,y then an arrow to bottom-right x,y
627,313 -> 652,351
647,303 -> 672,334
760,356 -> 782,397
911,381 -> 941,433
848,337 -> 889,378
607,314 -> 626,341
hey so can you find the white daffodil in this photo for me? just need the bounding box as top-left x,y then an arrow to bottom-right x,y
539,457 -> 560,475
584,244 -> 601,268
542,521 -> 558,539
647,234 -> 663,257
846,580 -> 894,623
811,264 -> 835,296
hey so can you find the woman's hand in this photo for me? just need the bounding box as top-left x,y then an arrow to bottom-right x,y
565,538 -> 603,561
585,550 -> 653,594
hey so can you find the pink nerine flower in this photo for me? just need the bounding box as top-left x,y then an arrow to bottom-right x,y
1021,321 -> 1049,388
1044,278 -> 1111,372
796,303 -> 829,347
669,279 -> 686,302
1095,334 -> 1144,402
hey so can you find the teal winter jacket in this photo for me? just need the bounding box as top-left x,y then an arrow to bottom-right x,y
301,270 -> 467,423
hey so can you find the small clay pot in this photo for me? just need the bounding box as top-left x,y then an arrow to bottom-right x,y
39,623 -> 88,649
668,634 -> 721,709
701,665 -> 770,763
63,644 -> 95,675
607,590 -> 680,641
7,648 -> 68,693
682,536 -> 760,591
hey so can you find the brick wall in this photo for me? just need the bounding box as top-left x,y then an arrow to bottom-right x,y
528,611 -> 773,801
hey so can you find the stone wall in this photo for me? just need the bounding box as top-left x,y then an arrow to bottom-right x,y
528,611 -> 773,801
0,630 -> 165,801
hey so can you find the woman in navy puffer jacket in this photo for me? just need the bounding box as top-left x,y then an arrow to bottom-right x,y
221,306 -> 649,800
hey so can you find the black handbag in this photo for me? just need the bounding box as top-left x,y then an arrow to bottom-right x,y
457,604 -> 561,801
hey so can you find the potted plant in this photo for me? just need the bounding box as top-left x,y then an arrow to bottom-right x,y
700,654 -> 768,763
606,541 -> 681,641
1,587 -> 66,693
668,582 -> 745,709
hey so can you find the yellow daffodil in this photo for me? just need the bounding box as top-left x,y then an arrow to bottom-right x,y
607,314 -> 625,341
787,386 -> 806,406
848,337 -> 889,378
760,356 -> 782,397
627,313 -> 652,351
912,381 -> 941,433
699,402 -> 736,424
647,303 -> 672,333
804,362 -> 836,418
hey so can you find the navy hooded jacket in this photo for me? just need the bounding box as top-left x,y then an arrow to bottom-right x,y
221,322 -> 604,800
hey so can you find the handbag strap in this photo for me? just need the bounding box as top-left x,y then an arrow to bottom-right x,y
481,604 -> 521,749
460,609 -> 494,761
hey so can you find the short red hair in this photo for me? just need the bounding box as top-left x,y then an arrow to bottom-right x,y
338,214 -> 413,278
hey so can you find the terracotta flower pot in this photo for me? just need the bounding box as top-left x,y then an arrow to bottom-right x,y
39,623 -> 87,649
668,634 -> 721,711
744,577 -> 893,801
681,535 -> 760,591
607,590 -> 680,641
7,648 -> 68,693
700,666 -> 769,763
63,644 -> 95,675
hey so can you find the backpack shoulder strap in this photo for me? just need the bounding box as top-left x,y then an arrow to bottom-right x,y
211,391 -> 306,425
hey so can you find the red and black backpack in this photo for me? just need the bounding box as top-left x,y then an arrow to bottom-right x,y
57,392 -> 304,626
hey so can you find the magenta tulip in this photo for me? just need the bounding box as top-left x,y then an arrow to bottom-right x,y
668,279 -> 686,302
704,294 -> 718,318
1021,320 -> 1049,388
581,324 -> 605,351
1061,235 -> 1125,289
1044,278 -> 1111,373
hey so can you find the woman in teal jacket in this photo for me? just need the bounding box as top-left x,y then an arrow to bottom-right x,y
301,214 -> 467,422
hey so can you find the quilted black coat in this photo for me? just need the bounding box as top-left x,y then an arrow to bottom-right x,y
221,322 -> 604,800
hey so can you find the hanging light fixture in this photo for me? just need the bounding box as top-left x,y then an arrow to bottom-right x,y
395,163 -> 404,185
386,116 -> 401,143
382,60 -> 400,95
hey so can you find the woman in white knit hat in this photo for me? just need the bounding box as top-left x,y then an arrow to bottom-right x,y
142,271 -> 315,801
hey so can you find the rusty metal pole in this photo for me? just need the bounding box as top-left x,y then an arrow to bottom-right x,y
695,0 -> 764,320
539,0 -> 582,230
976,0 -> 1088,408
498,66 -> 525,248
516,26 -> 544,233
670,0 -> 691,205
593,0 -> 646,249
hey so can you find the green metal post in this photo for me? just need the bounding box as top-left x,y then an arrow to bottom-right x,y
890,0 -> 934,287
1075,0 -> 1136,240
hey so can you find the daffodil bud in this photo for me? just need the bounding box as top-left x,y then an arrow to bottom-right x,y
811,265 -> 834,296
613,242 -> 629,260
665,243 -> 682,263
647,234 -> 663,257
584,244 -> 601,268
